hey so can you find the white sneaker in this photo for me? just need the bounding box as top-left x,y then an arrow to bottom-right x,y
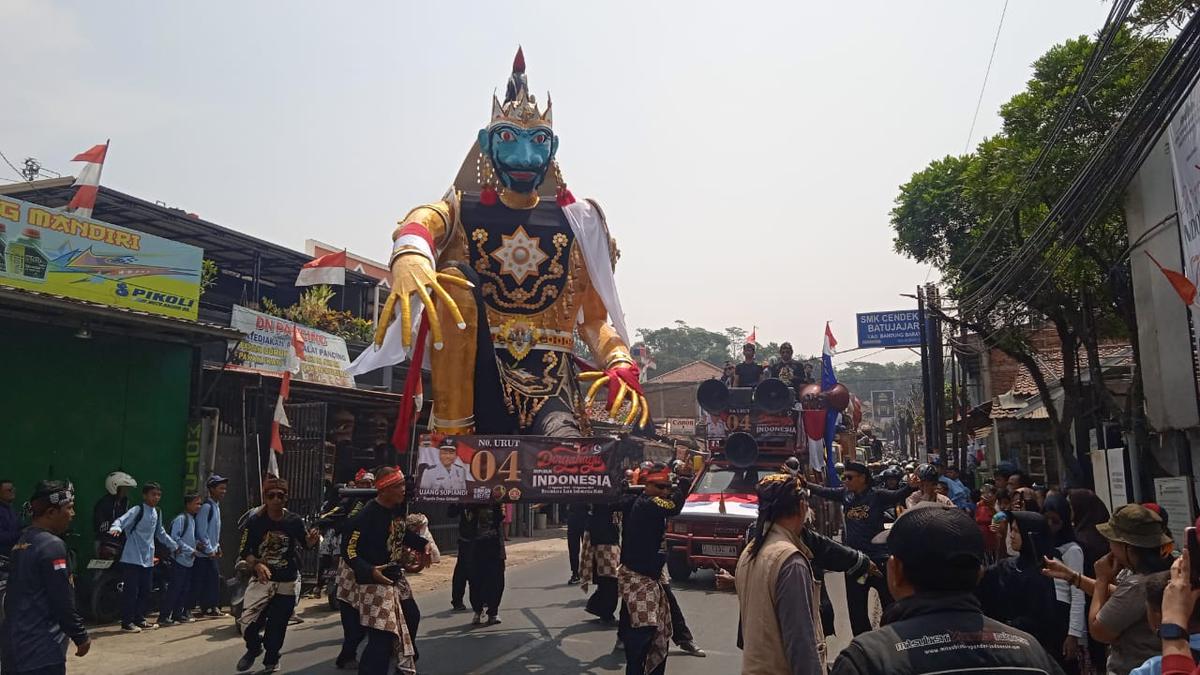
120,624 -> 142,633
472,611 -> 484,625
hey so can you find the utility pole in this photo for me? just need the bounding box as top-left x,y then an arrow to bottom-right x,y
925,283 -> 946,459
917,286 -> 932,459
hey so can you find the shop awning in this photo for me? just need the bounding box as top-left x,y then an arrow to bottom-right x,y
0,284 -> 242,344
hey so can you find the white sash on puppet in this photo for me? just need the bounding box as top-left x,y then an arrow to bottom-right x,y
561,198 -> 631,346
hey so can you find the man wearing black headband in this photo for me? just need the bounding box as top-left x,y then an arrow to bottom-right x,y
0,480 -> 91,673
810,460 -> 917,635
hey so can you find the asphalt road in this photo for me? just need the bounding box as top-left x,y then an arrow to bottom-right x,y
164,552 -> 743,675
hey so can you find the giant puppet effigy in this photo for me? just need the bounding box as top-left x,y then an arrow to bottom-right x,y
355,48 -> 646,451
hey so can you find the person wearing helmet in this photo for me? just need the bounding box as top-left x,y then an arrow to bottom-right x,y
905,464 -> 953,510
93,471 -> 137,555
879,466 -> 903,491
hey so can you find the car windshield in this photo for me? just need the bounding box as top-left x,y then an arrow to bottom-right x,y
693,468 -> 759,495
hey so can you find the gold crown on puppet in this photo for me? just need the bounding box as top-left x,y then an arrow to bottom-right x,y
489,47 -> 553,130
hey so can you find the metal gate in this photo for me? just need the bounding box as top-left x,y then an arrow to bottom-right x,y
278,401 -> 329,585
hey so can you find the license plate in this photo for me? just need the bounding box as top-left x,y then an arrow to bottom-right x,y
700,544 -> 738,557
87,559 -> 113,570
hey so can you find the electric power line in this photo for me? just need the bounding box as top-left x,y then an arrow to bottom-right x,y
0,148 -> 24,181
964,0 -> 1011,154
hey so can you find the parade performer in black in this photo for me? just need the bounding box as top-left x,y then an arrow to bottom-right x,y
618,461 -> 692,675
0,480 -> 91,674
340,467 -> 427,675
809,461 -> 917,635
580,502 -> 620,623
319,470 -> 375,670
236,477 -> 320,674
467,503 -> 507,625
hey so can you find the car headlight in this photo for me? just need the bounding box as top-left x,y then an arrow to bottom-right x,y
671,522 -> 690,534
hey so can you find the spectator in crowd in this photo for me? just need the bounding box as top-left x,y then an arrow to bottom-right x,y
1043,503 -> 1174,675
193,474 -> 229,618
1154,548 -> 1200,675
939,465 -> 973,511
159,492 -> 202,626
829,505 -> 1064,674
0,479 -> 18,557
0,480 -> 90,674
975,484 -> 998,559
905,464 -> 952,510
978,511 -> 1065,662
810,461 -> 917,635
1069,489 -> 1113,576
1008,469 -> 1030,493
1143,503 -> 1175,543
93,471 -> 136,556
109,481 -> 178,632
1044,493 -> 1089,673
1128,569 -> 1193,675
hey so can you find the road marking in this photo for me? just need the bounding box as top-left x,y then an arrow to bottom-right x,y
466,637 -> 550,675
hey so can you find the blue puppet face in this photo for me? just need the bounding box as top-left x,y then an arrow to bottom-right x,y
478,123 -> 558,194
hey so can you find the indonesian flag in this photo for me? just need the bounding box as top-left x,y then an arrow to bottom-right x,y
296,250 -> 347,286
746,326 -> 757,345
66,141 -> 109,219
1146,251 -> 1197,306
269,324 -> 307,459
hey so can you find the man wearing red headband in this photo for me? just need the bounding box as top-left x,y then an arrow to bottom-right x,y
317,471 -> 376,669
339,467 -> 428,674
617,461 -> 694,675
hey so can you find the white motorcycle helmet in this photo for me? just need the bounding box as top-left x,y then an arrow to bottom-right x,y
105,471 -> 137,495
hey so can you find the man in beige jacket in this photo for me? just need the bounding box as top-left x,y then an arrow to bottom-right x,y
735,468 -> 825,675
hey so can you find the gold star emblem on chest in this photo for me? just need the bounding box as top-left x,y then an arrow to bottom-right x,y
490,225 -> 548,284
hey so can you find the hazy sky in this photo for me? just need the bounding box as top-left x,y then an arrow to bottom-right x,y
2,1 -> 1112,363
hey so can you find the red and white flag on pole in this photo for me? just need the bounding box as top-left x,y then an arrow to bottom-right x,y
1146,251 -> 1198,306
295,250 -> 347,287
747,326 -> 757,345
66,141 -> 109,219
268,324 -> 308,474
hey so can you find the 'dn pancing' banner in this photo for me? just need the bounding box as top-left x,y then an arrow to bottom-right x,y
0,195 -> 202,319
228,304 -> 355,388
411,434 -> 626,504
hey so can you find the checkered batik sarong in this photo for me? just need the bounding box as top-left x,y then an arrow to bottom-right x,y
340,564 -> 416,674
618,565 -> 672,673
579,531 -> 620,591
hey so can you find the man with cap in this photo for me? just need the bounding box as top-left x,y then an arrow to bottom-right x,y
0,480 -> 91,674
810,461 -> 918,635
1042,503 -> 1175,675
193,474 -> 229,618
735,466 -> 825,675
830,504 -> 1065,675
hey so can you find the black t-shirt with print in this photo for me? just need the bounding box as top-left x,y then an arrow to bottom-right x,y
239,510 -> 309,583
770,359 -> 812,388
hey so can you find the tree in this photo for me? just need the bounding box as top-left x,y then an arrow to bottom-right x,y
635,321 -> 731,374
891,27 -> 1168,483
